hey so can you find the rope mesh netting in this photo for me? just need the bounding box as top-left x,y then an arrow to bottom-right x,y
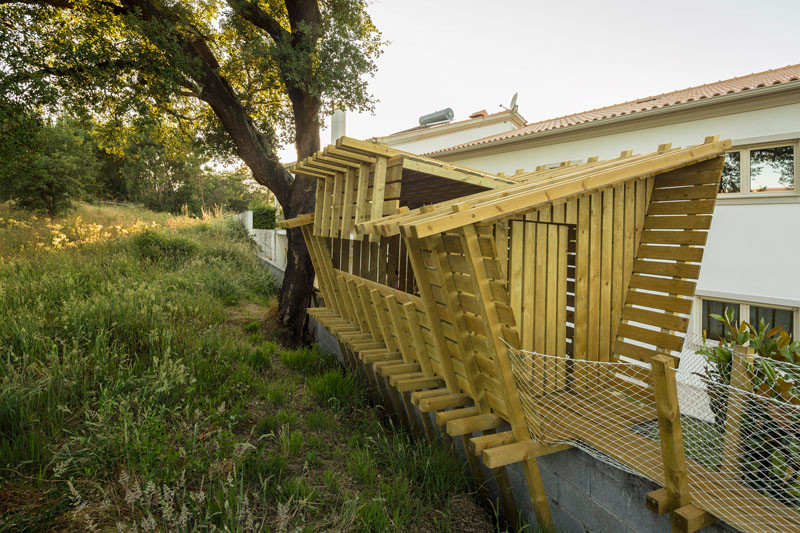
507,334 -> 800,533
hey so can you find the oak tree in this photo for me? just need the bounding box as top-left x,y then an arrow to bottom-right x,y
0,0 -> 383,335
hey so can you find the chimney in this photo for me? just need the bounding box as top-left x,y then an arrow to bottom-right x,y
331,108 -> 346,143
469,109 -> 489,119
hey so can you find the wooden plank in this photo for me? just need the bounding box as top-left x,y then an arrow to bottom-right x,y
588,192 -> 601,362
646,488 -> 671,515
320,177 -> 334,236
341,167 -> 356,235
629,274 -> 696,297
672,504 -> 717,533
483,441 -> 571,469
395,376 -> 443,392
419,393 -> 471,413
446,413 -> 504,436
370,156 -> 388,230
617,323 -> 685,352
720,345 -> 754,478
600,189 -> 613,362
330,171 -> 344,237
637,245 -> 704,263
650,184 -> 718,202
633,260 -> 701,279
469,431 -> 516,456
435,406 -> 480,427
651,355 -> 690,512
647,199 -> 716,215
573,196 -> 590,389
621,307 -> 690,332
644,215 -> 713,230
354,163 -> 370,224
640,230 -> 707,246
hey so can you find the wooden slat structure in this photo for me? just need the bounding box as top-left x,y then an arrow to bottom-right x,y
279,135 -> 797,532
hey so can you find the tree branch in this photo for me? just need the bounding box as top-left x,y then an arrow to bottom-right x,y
227,0 -> 289,43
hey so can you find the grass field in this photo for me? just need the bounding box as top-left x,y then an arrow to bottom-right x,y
0,203 -> 500,532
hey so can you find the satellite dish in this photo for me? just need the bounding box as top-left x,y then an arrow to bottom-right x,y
501,93 -> 519,113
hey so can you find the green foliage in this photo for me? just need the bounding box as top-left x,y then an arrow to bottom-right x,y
132,229 -> 198,265
698,307 -> 800,411
280,345 -> 336,376
0,109 -> 99,215
252,206 -> 277,229
247,342 -> 275,371
307,369 -> 360,410
697,309 -> 800,506
255,410 -> 295,436
0,205 -> 493,531
306,409 -> 332,432
243,320 -> 260,333
369,423 -> 468,503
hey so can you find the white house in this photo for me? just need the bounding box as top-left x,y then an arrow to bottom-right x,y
377,64 -> 800,342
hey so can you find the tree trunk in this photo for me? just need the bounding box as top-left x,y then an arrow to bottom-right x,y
277,89 -> 320,337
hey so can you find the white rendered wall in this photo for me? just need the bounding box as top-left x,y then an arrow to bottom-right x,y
441,102 -> 800,328
381,118 -> 520,155
446,103 -> 800,176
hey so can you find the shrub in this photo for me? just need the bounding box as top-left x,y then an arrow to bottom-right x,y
307,370 -> 359,410
251,206 -> 277,230
132,229 -> 197,265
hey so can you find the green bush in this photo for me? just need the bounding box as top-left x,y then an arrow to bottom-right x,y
252,206 -> 277,229
132,229 -> 198,265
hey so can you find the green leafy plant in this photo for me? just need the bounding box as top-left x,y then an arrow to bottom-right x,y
697,308 -> 800,505
251,206 -> 277,230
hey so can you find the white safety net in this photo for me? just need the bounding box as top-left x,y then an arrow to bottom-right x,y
508,338 -> 800,533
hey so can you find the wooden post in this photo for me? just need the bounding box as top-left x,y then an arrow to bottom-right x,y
651,355 -> 690,512
720,344 -> 754,478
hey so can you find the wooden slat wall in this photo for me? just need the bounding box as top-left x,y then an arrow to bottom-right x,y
312,156 -> 401,239
613,157 -> 723,365
503,178 -> 652,368
416,227 -> 519,421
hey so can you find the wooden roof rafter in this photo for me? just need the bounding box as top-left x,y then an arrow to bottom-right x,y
362,136 -> 731,238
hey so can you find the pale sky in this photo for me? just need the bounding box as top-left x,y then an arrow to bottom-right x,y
279,0 -> 800,161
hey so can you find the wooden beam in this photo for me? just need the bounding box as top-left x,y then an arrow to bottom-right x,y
469,431 -> 516,456
672,504 -> 716,533
483,440 -> 570,469
651,355 -> 690,513
446,413 -> 503,436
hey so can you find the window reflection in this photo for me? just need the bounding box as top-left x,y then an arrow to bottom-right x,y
750,145 -> 794,192
750,305 -> 794,337
702,300 -> 738,341
720,152 -> 741,193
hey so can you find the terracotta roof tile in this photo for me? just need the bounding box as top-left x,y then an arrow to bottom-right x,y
431,64 -> 800,155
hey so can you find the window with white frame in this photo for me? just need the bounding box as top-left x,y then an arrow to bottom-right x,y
699,297 -> 796,340
719,141 -> 798,195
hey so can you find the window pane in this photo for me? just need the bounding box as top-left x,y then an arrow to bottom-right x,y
720,152 -> 741,193
750,145 -> 794,192
702,300 -> 739,341
749,305 -> 794,338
